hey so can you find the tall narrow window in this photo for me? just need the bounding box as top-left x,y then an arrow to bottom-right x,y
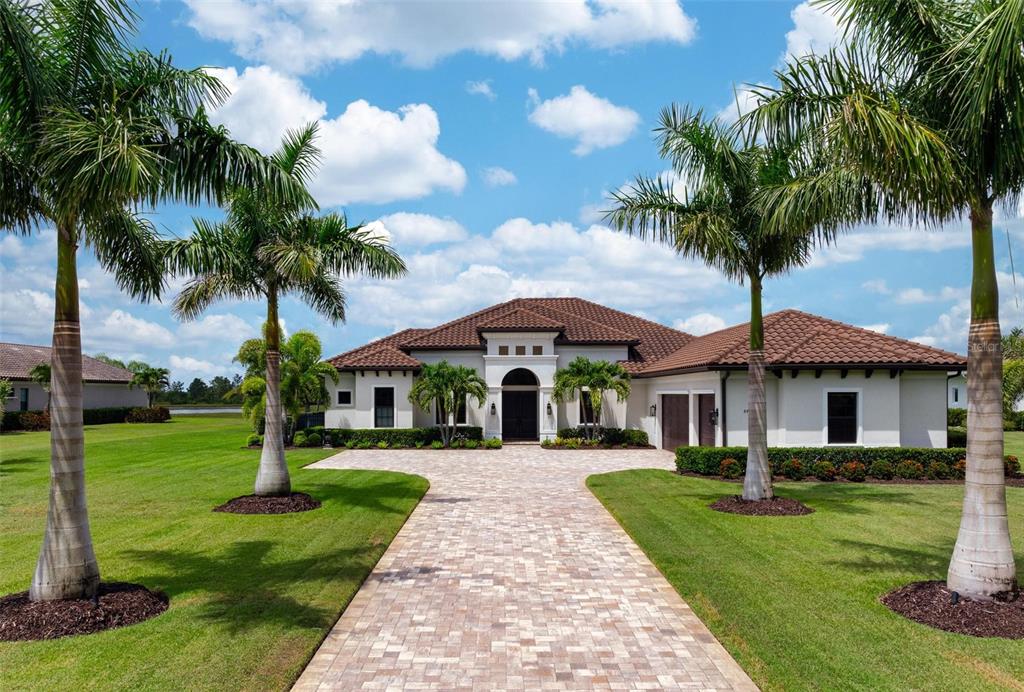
374,387 -> 395,428
579,395 -> 595,425
19,388 -> 28,412
435,398 -> 467,425
826,391 -> 858,444
953,387 -> 959,403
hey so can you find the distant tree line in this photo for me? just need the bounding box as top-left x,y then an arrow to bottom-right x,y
91,354 -> 243,406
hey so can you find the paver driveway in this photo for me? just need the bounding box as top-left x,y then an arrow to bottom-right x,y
295,447 -> 756,691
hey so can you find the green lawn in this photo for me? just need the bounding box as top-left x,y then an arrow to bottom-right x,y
1005,431 -> 1024,459
0,415 -> 427,691
588,470 -> 1024,692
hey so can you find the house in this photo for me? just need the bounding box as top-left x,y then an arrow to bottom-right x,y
0,342 -> 148,411
324,298 -> 966,449
948,371 -> 966,409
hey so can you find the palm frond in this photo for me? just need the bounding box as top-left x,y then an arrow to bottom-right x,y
294,273 -> 347,324
314,215 -> 407,279
43,0 -> 137,99
172,272 -> 262,321
84,207 -> 164,301
272,121 -> 322,185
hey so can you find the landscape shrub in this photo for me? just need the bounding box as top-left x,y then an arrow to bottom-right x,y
927,461 -> 951,480
345,440 -> 356,449
484,438 -> 502,449
947,426 -> 966,447
292,431 -> 308,447
376,440 -> 389,449
355,440 -> 372,450
947,408 -> 967,427
1006,455 -> 1021,478
675,445 -> 967,477
304,432 -> 322,447
246,433 -> 262,447
1003,418 -> 1018,432
869,459 -> 895,480
557,426 -> 650,446
780,458 -> 805,480
415,441 -> 425,449
326,426 -> 482,448
3,406 -> 141,431
564,438 -> 581,449
126,406 -> 171,424
19,411 -> 50,431
464,439 -> 479,449
719,458 -> 742,479
811,460 -> 837,481
839,461 -> 867,482
895,460 -> 925,480
430,440 -> 443,450
541,439 -> 553,448
952,458 -> 967,479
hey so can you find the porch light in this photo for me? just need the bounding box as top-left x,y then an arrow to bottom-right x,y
546,402 -> 553,416
490,402 -> 497,415
649,404 -> 657,417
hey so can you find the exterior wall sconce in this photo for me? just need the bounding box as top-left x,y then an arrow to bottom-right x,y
710,408 -> 720,425
649,404 -> 657,417
546,402 -> 553,416
490,402 -> 497,415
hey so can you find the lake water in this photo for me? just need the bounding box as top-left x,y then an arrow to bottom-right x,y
169,408 -> 243,415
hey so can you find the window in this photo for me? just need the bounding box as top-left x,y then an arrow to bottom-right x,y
336,390 -> 353,406
19,388 -> 28,412
498,345 -> 509,356
953,387 -> 959,403
435,398 -> 467,425
532,345 -> 543,355
579,394 -> 595,425
826,391 -> 858,444
515,345 -> 526,356
374,387 -> 395,428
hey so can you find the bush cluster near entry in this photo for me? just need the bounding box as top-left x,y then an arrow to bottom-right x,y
556,427 -> 650,446
319,426 -> 483,447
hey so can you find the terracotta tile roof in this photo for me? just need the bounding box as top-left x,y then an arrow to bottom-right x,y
639,309 -> 966,376
326,329 -> 428,370
326,298 -> 693,371
0,342 -> 135,382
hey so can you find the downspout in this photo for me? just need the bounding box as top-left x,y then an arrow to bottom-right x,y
720,370 -> 730,447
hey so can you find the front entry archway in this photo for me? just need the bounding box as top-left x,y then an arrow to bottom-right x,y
501,368 -> 539,441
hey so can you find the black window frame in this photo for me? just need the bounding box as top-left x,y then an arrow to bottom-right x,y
18,387 -> 28,412
374,387 -> 395,428
498,345 -> 509,356
435,397 -> 467,425
532,345 -> 543,355
336,389 -> 353,406
826,391 -> 859,444
515,345 -> 526,356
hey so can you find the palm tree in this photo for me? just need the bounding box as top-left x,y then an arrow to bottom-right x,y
408,361 -> 487,447
130,366 -> 170,407
29,363 -> 51,412
282,331 -> 339,415
606,106 -> 814,499
552,357 -> 632,441
167,123 -> 406,496
0,0 -> 307,602
0,378 -> 12,429
747,0 -> 1022,599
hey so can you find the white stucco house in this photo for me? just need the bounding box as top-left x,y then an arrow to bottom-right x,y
324,298 -> 966,449
0,342 -> 148,411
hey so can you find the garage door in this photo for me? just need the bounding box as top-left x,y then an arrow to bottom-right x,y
661,394 -> 689,450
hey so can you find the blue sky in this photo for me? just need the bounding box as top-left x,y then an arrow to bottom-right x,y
2,0 -> 1023,384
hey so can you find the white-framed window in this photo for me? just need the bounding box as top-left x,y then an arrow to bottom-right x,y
952,386 -> 959,403
373,386 -> 395,428
435,397 -> 467,425
823,389 -> 861,445
336,389 -> 353,407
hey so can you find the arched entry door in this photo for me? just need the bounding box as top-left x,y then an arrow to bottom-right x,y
501,368 -> 539,441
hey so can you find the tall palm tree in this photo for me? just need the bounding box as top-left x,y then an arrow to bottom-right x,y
552,357 -> 632,441
747,0 -> 1022,599
408,361 -> 488,447
130,366 -> 170,407
29,363 -> 51,412
0,0 -> 307,602
167,123 -> 406,496
606,106 -> 815,499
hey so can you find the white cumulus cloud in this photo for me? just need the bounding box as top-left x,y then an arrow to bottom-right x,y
178,313 -> 258,343
185,0 -> 696,74
675,312 -> 727,335
784,1 -> 841,60
376,213 -> 469,247
482,166 -> 518,187
466,79 -> 496,101
87,310 -> 175,350
528,86 -> 640,156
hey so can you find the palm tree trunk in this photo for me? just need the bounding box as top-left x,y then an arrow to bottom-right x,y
947,201 -> 1017,599
30,223 -> 100,601
255,289 -> 291,496
743,277 -> 773,501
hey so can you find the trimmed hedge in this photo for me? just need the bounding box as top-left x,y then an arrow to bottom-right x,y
126,406 -> 171,423
322,426 -> 484,448
947,408 -> 967,427
2,406 -> 140,431
676,446 -> 969,477
557,426 -> 650,446
947,426 -> 966,447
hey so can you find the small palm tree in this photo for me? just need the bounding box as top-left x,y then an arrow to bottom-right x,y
606,105 -> 814,498
167,123 -> 406,496
1,0 -> 306,602
0,378 -> 12,429
130,366 -> 170,407
552,357 -> 631,441
408,361 -> 487,447
29,363 -> 51,412
747,0 -> 1022,599
282,331 -> 339,415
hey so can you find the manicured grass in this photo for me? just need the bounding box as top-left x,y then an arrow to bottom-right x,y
588,471 -> 1024,692
1005,431 -> 1024,459
0,415 -> 427,691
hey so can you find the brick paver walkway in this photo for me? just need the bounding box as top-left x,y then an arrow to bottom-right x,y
294,447 -> 757,691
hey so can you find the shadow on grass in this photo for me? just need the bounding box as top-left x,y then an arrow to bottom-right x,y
0,456 -> 41,476
827,538 -> 953,577
125,539 -> 381,634
299,476 -> 427,517
779,484 -> 930,515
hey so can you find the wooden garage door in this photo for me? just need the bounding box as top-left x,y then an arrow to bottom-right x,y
662,394 -> 689,450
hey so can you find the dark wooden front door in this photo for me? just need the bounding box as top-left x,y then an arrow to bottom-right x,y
502,390 -> 538,440
698,393 -> 716,447
661,394 -> 689,450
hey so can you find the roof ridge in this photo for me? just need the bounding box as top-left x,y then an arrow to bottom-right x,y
525,297 -> 693,338
401,299 -> 523,348
524,301 -> 640,341
477,305 -> 565,327
326,327 -> 427,363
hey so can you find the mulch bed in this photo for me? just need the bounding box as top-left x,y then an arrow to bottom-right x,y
214,492 -> 321,515
882,581 -> 1024,639
710,495 -> 814,516
0,582 -> 167,642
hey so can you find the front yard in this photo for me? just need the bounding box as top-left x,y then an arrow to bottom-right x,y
0,415 -> 427,691
588,470 -> 1024,691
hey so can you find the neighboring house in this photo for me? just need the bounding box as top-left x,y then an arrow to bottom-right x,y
324,298 -> 966,449
948,371 -> 967,409
0,342 -> 148,411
